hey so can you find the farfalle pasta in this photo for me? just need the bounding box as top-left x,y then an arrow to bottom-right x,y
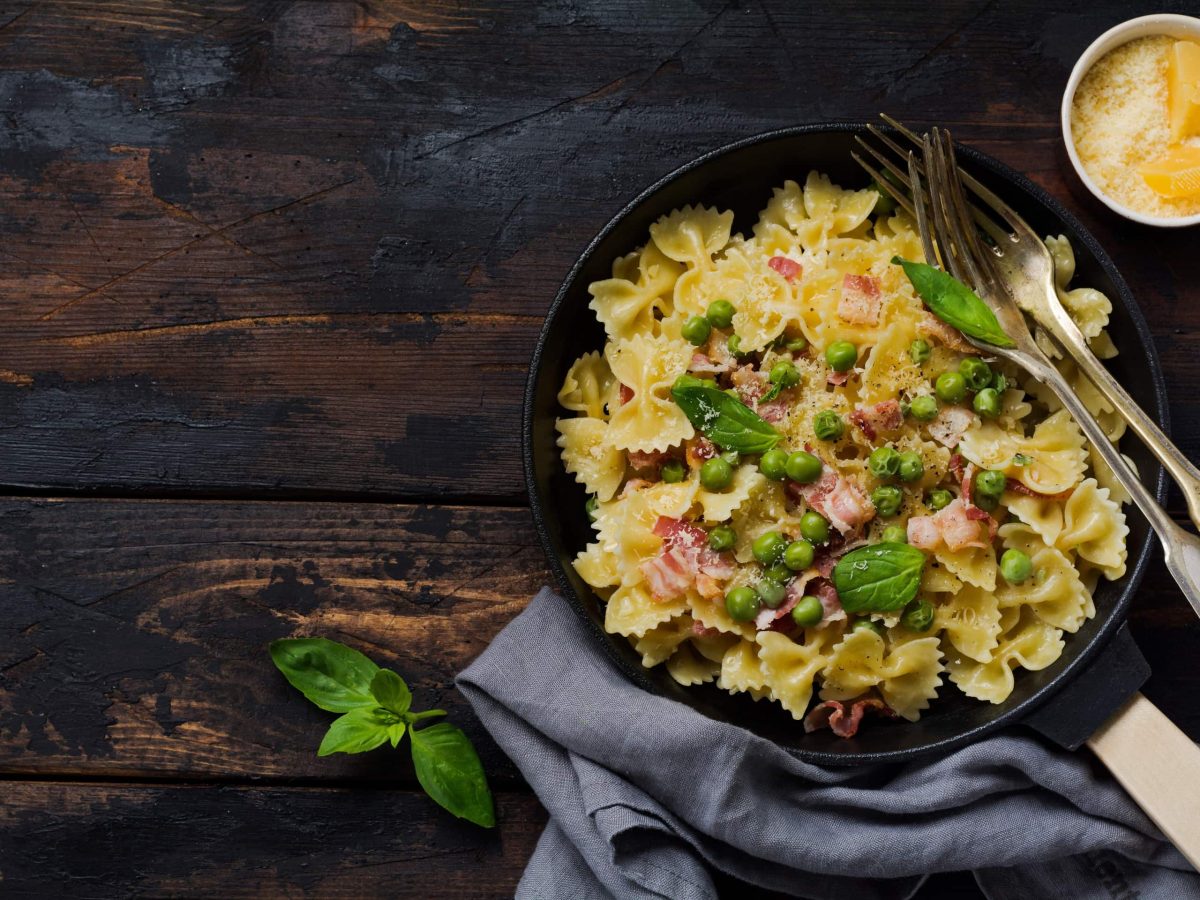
556,173 -> 1131,735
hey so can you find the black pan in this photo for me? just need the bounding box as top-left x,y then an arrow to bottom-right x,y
522,124 -> 1169,766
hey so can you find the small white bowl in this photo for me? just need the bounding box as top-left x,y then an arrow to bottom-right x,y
1061,13 -> 1200,228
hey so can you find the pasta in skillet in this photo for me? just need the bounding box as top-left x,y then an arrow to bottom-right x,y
556,171 -> 1129,736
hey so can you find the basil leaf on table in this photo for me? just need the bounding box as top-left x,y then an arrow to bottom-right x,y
318,707 -> 398,756
268,637 -> 379,712
410,722 -> 496,828
892,256 -> 1015,349
832,543 -> 926,613
671,375 -> 781,454
370,668 -> 413,716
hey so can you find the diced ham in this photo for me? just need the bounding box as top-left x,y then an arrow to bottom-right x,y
850,399 -> 903,441
837,274 -> 883,325
685,435 -> 719,468
906,499 -> 988,553
768,255 -> 803,282
927,406 -> 978,448
804,697 -> 897,738
827,370 -> 851,386
917,311 -> 974,352
641,517 -> 736,601
619,383 -> 634,405
787,467 -> 876,535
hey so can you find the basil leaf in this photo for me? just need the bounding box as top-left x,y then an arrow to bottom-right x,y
671,376 -> 781,454
387,722 -> 408,748
832,543 -> 926,613
892,256 -> 1015,348
1013,453 -> 1033,466
370,669 -> 412,716
410,722 -> 496,828
269,638 -> 379,712
317,707 -> 393,756
759,381 -> 784,404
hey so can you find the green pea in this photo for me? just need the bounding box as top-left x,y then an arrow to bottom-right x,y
975,469 -> 1007,498
959,357 -> 993,391
897,451 -> 924,483
682,315 -> 712,346
881,524 -> 908,544
900,598 -> 935,631
974,492 -> 999,512
852,618 -> 884,636
973,387 -> 1001,419
585,495 -> 599,522
825,340 -> 858,373
700,457 -> 734,491
727,334 -> 745,357
800,511 -> 830,545
908,394 -> 939,421
764,563 -> 793,584
759,448 -> 789,481
707,525 -> 736,552
813,410 -> 845,441
870,179 -> 897,216
661,460 -> 686,483
909,338 -> 931,365
725,586 -> 761,621
868,446 -> 900,479
791,595 -> 824,628
992,372 -> 1008,393
935,371 -> 967,404
786,335 -> 808,352
756,578 -> 788,608
1000,548 -> 1033,584
783,539 -> 815,571
769,359 -> 800,388
752,530 -> 787,565
928,488 -> 953,511
707,299 -> 735,330
871,485 -> 904,517
785,450 -> 823,483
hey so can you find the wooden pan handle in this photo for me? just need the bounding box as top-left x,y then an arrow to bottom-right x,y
1086,692 -> 1200,869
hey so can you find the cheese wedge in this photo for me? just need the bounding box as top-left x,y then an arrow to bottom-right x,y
1168,39 -> 1200,142
1139,145 -> 1200,198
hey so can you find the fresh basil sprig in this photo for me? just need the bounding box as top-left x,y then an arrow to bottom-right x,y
832,543 -> 926,614
270,637 -> 494,828
671,374 -> 781,454
892,256 -> 1015,349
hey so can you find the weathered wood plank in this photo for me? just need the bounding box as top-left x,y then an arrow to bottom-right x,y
0,1 -> 1195,498
1,497 -> 1197,785
0,781 -> 545,898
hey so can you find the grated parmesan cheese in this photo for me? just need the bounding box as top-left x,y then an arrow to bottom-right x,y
1071,35 -> 1200,218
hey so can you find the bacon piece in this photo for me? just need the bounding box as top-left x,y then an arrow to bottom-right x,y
1005,480 -> 1075,502
768,255 -> 803,282
928,406 -> 978,448
644,517 -> 735,602
804,697 -> 896,738
850,399 -> 902,441
788,468 -> 876,536
640,551 -> 692,601
918,311 -> 974,352
948,453 -> 966,483
757,397 -> 789,424
627,449 -> 669,478
689,351 -> 726,374
837,274 -> 883,325
619,383 -> 634,405
811,578 -> 846,629
685,435 -> 719,468
964,503 -> 1000,541
753,572 -> 814,630
730,364 -> 766,406
703,330 -> 738,371
960,461 -> 979,506
906,499 -> 989,553
827,370 -> 851,386
695,572 -> 723,600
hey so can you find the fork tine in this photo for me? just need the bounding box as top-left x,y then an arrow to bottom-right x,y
923,131 -> 973,286
853,134 -> 917,197
906,151 -> 941,269
936,129 -> 1004,295
850,151 -> 917,218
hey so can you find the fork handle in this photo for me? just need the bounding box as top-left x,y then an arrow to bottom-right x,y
1050,310 -> 1200,531
1026,355 -> 1200,622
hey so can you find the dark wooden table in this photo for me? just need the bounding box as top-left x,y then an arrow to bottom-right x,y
1,2 -> 1197,896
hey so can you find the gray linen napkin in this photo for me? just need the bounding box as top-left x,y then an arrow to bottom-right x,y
457,587 -> 1199,899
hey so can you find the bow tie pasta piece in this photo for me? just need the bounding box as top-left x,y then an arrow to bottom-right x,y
948,608 -> 1065,704
934,585 -> 1002,664
755,179 -> 807,234
605,333 -> 695,452
718,639 -> 771,698
728,481 -> 803,564
819,629 -> 944,722
857,313 -> 923,405
1024,359 -> 1126,444
558,351 -> 616,421
594,480 -> 697,584
649,205 -> 735,320
666,641 -> 722,686
933,543 -> 998,592
997,523 -> 1094,633
1058,478 -> 1129,580
1090,445 -> 1137,506
685,240 -> 801,352
695,465 -> 767,523
757,629 -> 840,719
921,564 -> 964,594
1005,492 -> 1066,546
556,417 -> 624,501
959,409 -> 1087,495
573,541 -> 621,590
633,616 -> 695,668
588,241 -> 685,340
791,171 -> 879,251
605,582 -> 689,639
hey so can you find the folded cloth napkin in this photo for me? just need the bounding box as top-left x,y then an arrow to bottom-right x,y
457,587 -> 1199,900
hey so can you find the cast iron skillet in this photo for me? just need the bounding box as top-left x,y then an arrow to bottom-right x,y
523,124 -> 1169,766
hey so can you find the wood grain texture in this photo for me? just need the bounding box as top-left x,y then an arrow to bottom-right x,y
0,0 -> 1196,500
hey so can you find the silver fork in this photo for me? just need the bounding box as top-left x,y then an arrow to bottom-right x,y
862,126 -> 1200,619
861,114 -> 1200,533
